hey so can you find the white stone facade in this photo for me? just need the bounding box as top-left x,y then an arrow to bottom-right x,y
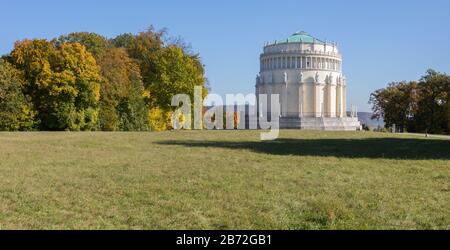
255,32 -> 360,130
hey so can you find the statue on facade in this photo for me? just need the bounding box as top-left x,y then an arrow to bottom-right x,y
315,71 -> 320,83
298,72 -> 303,83
328,73 -> 334,84
265,72 -> 271,84
283,71 -> 288,84
256,74 -> 261,85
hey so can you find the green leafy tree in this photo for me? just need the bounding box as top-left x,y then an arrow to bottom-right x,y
369,81 -> 419,132
0,60 -> 36,130
117,78 -> 149,131
10,39 -> 101,131
370,69 -> 449,134
54,32 -> 111,59
111,33 -> 135,49
415,69 -> 450,134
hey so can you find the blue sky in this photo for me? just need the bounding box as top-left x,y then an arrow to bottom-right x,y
2,0 -> 450,111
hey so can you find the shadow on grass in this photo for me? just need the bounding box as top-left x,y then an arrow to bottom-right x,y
157,138 -> 450,160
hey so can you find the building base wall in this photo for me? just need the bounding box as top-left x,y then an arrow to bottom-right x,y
279,117 -> 361,131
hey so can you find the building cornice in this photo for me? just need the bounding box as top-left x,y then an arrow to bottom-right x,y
260,51 -> 342,60
260,68 -> 342,73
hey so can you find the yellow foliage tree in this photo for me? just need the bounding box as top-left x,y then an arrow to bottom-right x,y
148,107 -> 171,131
10,39 -> 101,130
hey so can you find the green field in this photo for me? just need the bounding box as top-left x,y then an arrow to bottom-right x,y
0,130 -> 448,229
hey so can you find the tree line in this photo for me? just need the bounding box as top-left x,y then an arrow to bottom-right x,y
370,69 -> 450,134
0,26 -> 208,131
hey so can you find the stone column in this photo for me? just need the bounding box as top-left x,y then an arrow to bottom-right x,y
283,84 -> 288,116
255,82 -> 260,118
282,72 -> 288,117
329,83 -> 336,118
343,85 -> 347,117
298,82 -> 303,118
323,84 -> 328,117
336,83 -> 343,118
314,83 -> 322,118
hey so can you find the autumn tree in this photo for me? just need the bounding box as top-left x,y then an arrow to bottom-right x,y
0,27 -> 207,131
150,45 -> 206,109
97,48 -> 148,131
113,27 -> 208,130
0,60 -> 36,130
10,39 -> 101,131
120,27 -> 165,89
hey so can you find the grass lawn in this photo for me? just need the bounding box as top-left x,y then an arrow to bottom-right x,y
0,130 -> 448,229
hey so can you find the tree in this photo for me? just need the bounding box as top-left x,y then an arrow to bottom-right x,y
0,60 -> 36,130
115,27 -> 208,130
10,39 -> 101,131
149,45 -> 206,109
54,32 -> 111,59
116,78 -> 149,131
147,107 -> 171,131
369,69 -> 449,134
111,33 -> 135,49
369,81 -> 419,132
414,69 -> 450,134
2,27 -> 208,132
122,27 -> 165,89
97,47 -> 148,131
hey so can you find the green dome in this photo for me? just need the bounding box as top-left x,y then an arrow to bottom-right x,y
277,31 -> 325,44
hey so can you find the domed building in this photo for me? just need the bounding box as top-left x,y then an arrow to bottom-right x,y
255,31 -> 361,130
